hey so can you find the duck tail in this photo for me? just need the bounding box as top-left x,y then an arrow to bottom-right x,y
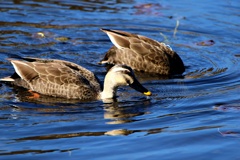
0,76 -> 15,82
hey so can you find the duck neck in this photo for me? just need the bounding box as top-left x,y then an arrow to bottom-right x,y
100,77 -> 117,100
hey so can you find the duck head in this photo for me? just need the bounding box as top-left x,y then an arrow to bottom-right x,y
101,64 -> 151,100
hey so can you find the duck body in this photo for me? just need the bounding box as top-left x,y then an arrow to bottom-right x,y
0,57 -> 151,101
100,28 -> 185,75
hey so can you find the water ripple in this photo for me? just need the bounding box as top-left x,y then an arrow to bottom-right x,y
0,0 -> 240,159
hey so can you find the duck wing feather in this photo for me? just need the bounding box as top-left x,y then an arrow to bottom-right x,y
8,58 -> 101,99
100,29 -> 185,75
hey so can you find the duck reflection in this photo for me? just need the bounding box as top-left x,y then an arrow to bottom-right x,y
5,85 -> 152,121
103,99 -> 151,124
3,85 -> 157,137
14,127 -> 166,143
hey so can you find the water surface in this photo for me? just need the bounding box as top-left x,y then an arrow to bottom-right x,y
0,0 -> 240,159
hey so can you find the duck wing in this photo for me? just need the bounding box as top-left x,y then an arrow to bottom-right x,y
100,28 -> 185,75
22,57 -> 102,90
5,58 -> 101,99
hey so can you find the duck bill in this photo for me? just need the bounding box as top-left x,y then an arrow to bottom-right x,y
129,80 -> 152,96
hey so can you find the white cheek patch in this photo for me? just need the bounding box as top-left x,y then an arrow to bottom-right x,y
111,67 -> 129,73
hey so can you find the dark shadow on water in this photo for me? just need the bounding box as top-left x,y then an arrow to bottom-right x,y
0,148 -> 78,156
12,126 -> 168,142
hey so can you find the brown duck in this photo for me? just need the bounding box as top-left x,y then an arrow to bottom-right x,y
0,57 -> 151,101
99,28 -> 185,75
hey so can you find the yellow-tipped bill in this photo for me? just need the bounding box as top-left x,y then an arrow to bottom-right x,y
144,91 -> 152,96
129,78 -> 152,96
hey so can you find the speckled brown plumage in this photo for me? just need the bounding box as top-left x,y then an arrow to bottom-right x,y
99,28 -> 185,75
3,57 -> 101,100
0,57 -> 151,101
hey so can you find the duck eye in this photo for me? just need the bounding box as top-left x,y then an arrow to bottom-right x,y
126,78 -> 133,84
122,70 -> 130,75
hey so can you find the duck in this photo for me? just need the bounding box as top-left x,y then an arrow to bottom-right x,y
99,28 -> 185,75
0,57 -> 151,101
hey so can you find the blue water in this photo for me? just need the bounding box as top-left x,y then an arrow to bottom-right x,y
0,0 -> 240,159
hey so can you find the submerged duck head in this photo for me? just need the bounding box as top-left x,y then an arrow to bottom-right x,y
99,28 -> 185,75
101,64 -> 151,100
